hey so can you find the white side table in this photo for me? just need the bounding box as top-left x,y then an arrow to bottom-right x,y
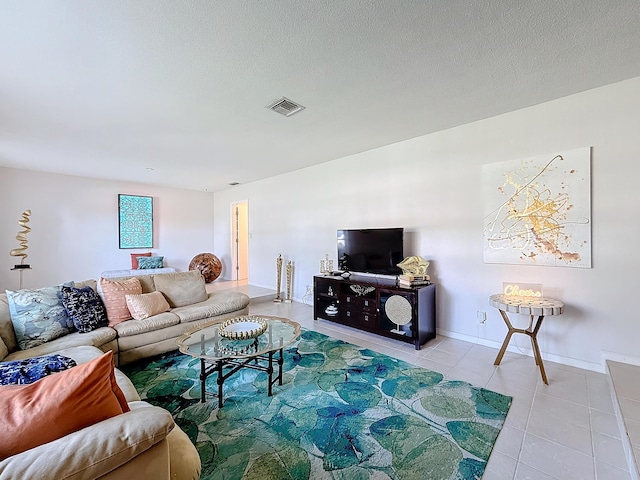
489,294 -> 564,385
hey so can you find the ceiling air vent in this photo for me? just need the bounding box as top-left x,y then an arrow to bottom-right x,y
266,97 -> 305,117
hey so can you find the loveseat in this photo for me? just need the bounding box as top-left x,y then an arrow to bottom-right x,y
0,270 -> 251,479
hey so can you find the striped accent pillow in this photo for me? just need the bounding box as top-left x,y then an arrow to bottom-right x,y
100,277 -> 142,326
125,291 -> 171,321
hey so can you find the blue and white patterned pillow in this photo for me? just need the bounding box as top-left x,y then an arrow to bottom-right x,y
137,256 -> 164,269
61,285 -> 109,333
0,354 -> 77,385
6,282 -> 74,350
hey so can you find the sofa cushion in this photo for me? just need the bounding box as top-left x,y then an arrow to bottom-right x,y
0,337 -> 7,361
0,354 -> 77,385
44,345 -> 141,403
130,252 -> 151,269
61,285 -> 109,333
0,294 -> 18,353
168,424 -> 203,480
3,327 -> 117,362
74,279 -> 98,292
103,274 -> 156,293
114,311 -> 180,337
100,277 -> 142,326
125,291 -> 171,321
153,270 -> 207,308
6,283 -> 74,350
0,401 -> 174,480
171,291 -> 251,323
0,351 -> 129,460
138,256 -> 164,269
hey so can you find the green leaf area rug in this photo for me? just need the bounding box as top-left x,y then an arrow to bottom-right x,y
121,329 -> 512,480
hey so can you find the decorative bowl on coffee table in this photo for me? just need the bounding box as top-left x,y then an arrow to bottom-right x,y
218,316 -> 268,340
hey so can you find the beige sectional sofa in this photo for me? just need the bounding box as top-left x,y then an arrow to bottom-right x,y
103,270 -> 250,365
0,270 -> 251,479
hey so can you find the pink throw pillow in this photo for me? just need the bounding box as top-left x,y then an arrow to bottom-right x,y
100,277 -> 142,326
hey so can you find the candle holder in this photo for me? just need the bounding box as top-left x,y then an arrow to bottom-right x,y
213,326 -> 220,356
285,260 -> 293,303
274,254 -> 283,303
320,254 -> 333,275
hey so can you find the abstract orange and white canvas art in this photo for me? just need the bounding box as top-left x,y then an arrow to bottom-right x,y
483,147 -> 591,268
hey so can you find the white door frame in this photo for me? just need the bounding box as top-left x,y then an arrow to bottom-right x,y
230,201 -> 249,281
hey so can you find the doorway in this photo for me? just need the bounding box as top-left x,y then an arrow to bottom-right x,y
231,201 -> 249,281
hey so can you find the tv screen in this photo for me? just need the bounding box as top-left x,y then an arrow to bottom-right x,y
337,228 -> 404,275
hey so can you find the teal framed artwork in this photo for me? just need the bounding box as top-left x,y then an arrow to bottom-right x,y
118,194 -> 153,249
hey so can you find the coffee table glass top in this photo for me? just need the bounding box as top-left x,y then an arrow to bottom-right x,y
177,315 -> 301,361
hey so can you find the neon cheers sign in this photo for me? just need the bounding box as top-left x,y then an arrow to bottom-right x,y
502,282 -> 543,298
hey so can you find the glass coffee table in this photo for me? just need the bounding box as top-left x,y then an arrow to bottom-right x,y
176,315 -> 301,407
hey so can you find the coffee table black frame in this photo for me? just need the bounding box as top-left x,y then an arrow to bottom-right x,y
198,342 -> 282,407
177,316 -> 300,408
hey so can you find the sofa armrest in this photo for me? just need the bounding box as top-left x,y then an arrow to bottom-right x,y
0,401 -> 174,480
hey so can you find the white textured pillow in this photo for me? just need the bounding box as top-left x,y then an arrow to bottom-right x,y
125,291 -> 171,321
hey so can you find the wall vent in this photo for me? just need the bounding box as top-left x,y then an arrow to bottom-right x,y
266,97 -> 305,117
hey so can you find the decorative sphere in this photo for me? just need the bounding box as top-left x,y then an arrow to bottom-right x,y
189,253 -> 222,283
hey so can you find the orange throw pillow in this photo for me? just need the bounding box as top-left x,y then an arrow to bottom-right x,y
0,351 -> 129,460
100,277 -> 143,326
130,252 -> 151,269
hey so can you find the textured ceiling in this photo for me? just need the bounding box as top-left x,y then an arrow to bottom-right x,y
1,1 -> 640,192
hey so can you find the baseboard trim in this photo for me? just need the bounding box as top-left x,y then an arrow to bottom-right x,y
437,328 -> 604,373
606,361 -> 640,480
602,350 -> 640,367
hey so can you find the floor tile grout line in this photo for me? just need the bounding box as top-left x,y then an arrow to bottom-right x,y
518,431 -> 595,480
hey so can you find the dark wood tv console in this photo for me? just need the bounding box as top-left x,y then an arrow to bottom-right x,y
313,274 -> 436,349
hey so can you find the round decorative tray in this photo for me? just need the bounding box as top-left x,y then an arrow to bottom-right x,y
219,316 -> 268,340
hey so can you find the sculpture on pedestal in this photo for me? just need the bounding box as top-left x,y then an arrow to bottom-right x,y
9,209 -> 32,289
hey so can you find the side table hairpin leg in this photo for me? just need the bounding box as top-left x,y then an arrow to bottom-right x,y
493,309 -> 548,385
490,294 -> 563,386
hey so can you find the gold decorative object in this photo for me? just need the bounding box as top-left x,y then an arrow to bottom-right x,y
274,254 -> 283,303
397,256 -> 429,275
285,260 -> 293,303
218,316 -> 268,340
10,210 -> 31,266
10,209 -> 32,289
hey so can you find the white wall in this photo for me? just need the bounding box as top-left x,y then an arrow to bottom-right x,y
214,76 -> 640,372
0,168 -> 215,290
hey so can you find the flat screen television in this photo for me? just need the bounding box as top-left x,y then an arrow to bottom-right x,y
337,228 -> 404,275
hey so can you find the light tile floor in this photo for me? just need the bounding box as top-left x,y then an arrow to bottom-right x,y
243,298 -> 633,480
